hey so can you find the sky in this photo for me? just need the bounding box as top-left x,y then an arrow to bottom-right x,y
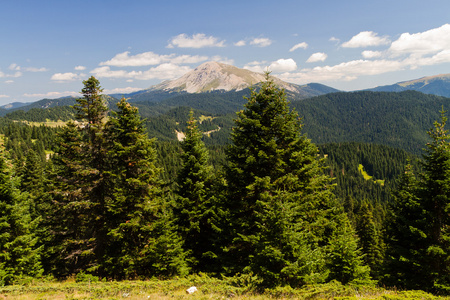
1,0 -> 450,106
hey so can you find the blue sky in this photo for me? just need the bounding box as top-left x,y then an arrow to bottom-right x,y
1,0 -> 450,105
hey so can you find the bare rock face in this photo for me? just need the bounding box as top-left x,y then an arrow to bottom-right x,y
151,61 -> 301,93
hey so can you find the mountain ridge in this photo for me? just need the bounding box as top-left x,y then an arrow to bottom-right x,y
366,73 -> 450,97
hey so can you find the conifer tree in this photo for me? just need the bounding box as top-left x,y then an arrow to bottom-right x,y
355,201 -> 384,279
46,121 -> 95,276
48,77 -> 110,276
419,110 -> 450,291
384,163 -> 427,289
174,110 -> 220,272
386,110 -> 450,292
102,98 -> 187,278
0,149 -> 42,285
224,74 -> 369,287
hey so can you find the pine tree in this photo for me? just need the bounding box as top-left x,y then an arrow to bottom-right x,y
48,77 -> 110,276
0,149 -> 42,285
420,110 -> 450,291
224,74 -> 369,287
174,110 -> 220,272
384,163 -> 427,289
102,98 -> 187,278
355,201 -> 384,279
46,121 -> 95,276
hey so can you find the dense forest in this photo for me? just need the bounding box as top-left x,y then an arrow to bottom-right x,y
1,75 -> 450,294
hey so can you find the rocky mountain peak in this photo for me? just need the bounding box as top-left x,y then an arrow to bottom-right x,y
150,61 -> 301,93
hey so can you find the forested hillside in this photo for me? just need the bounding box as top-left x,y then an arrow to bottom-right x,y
2,76 -> 450,294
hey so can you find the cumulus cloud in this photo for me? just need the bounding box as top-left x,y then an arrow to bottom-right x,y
389,23 -> 450,57
8,64 -> 47,72
24,67 -> 48,72
9,63 -> 20,71
75,66 -> 86,71
234,40 -> 246,46
104,87 -> 143,94
269,59 -> 297,72
167,33 -> 225,48
278,59 -> 404,84
210,56 -> 234,65
250,37 -> 272,47
289,42 -> 308,52
0,71 -> 22,78
306,52 -> 328,63
51,72 -> 85,82
269,24 -> 450,85
243,61 -> 268,73
329,37 -> 340,44
342,31 -> 390,48
100,51 -> 208,67
91,63 -> 192,81
362,50 -> 382,59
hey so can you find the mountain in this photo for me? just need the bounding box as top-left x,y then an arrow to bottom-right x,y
123,61 -> 339,103
0,102 -> 30,110
367,74 -> 450,97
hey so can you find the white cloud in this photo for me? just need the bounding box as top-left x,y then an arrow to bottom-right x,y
269,59 -> 297,72
278,59 -> 404,84
5,80 -> 14,84
104,87 -> 143,94
306,52 -> 328,63
210,56 -> 234,65
289,42 -> 308,52
250,37 -> 272,47
8,64 -> 47,72
329,37 -> 340,43
75,65 -> 86,71
89,67 -> 131,79
51,72 -> 84,81
24,67 -> 48,72
100,51 -> 208,67
0,70 -> 22,78
389,23 -> 450,57
23,91 -> 79,98
362,50 -> 382,59
234,40 -> 246,46
271,24 -> 450,85
342,31 -> 390,48
243,61 -> 268,73
91,63 -> 192,80
0,94 -> 9,98
9,63 -> 20,71
167,33 -> 225,48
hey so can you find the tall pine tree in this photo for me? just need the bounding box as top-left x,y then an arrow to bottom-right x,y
224,74 -> 369,287
102,98 -> 187,278
174,110 -> 221,272
0,149 -> 42,285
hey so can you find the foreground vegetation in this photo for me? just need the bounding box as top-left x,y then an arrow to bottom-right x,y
1,276 -> 448,299
3,75 -> 450,297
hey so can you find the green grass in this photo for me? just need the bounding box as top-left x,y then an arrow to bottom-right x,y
1,276 -> 448,300
358,164 -> 385,186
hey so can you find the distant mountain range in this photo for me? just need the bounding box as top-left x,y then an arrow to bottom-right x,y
3,61 -> 450,154
366,74 -> 450,97
3,62 -> 450,113
1,61 -> 339,113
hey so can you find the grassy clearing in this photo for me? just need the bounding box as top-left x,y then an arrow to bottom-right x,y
15,120 -> 67,128
358,164 -> 384,186
198,115 -> 215,124
0,276 -> 447,300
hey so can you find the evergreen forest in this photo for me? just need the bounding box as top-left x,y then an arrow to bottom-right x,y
3,75 -> 450,296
